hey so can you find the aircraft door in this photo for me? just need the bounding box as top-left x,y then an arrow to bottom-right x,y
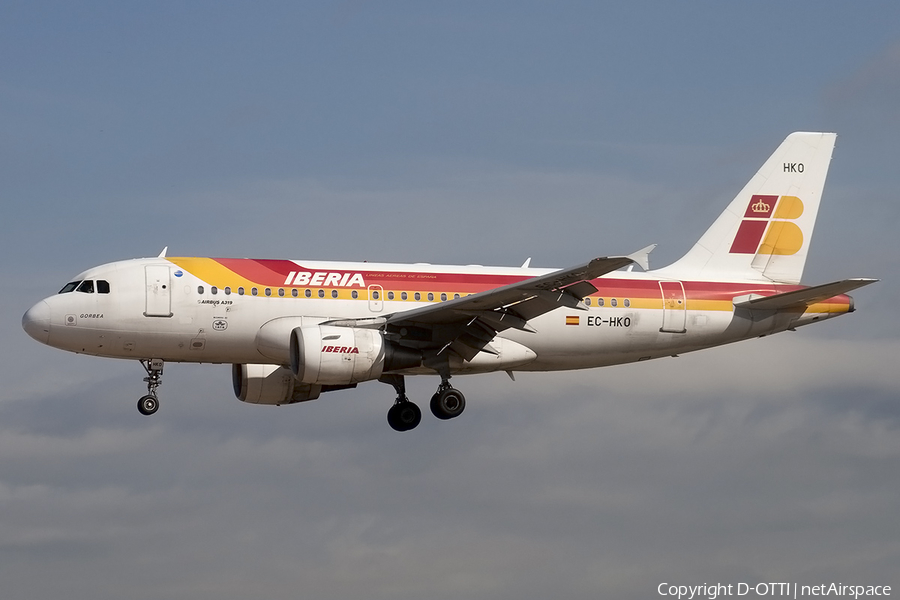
368,285 -> 384,312
659,280 -> 686,333
145,265 -> 173,317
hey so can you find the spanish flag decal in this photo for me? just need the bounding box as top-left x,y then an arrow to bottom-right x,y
566,315 -> 580,326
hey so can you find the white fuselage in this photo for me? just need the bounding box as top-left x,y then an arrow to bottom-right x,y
24,257 -> 849,377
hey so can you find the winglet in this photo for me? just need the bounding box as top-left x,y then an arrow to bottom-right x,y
627,244 -> 656,271
521,257 -> 532,268
157,246 -> 168,258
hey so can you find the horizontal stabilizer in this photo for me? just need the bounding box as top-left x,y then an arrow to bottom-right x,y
733,278 -> 878,311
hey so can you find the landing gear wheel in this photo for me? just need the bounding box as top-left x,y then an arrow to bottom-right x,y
387,402 -> 421,432
138,359 -> 164,416
137,394 -> 159,416
430,387 -> 466,420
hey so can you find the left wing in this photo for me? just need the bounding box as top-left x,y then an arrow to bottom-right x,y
328,247 -> 653,363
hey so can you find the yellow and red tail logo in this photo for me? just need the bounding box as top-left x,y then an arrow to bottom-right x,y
729,195 -> 804,255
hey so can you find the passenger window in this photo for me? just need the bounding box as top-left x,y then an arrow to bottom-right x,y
440,293 -> 447,301
585,297 -> 592,306
318,289 -> 325,298
331,289 -> 338,298
278,288 -> 285,297
454,293 -> 460,299
401,292 -> 408,300
624,299 -> 631,307
352,290 -> 359,299
76,280 -> 94,293
97,280 -> 110,294
238,287 -> 245,295
388,291 -> 395,300
414,292 -> 421,301
211,286 -> 218,295
224,287 -> 231,295
251,287 -> 258,296
611,298 -> 618,307
265,288 -> 271,297
305,289 -> 311,298
198,286 -> 205,294
372,290 -> 380,300
598,298 -> 604,307
427,292 -> 434,301
291,289 -> 298,297
59,281 -> 81,294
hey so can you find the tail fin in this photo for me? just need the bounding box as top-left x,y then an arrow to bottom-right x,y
657,132 -> 837,284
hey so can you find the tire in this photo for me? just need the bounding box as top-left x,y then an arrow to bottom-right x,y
431,388 -> 466,420
429,393 -> 442,419
137,394 -> 159,416
387,402 -> 421,432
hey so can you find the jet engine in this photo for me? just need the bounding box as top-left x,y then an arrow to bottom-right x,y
290,325 -> 420,385
232,363 -> 321,405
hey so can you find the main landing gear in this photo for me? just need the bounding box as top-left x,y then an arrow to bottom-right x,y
379,374 -> 466,432
137,359 -> 164,416
430,382 -> 466,421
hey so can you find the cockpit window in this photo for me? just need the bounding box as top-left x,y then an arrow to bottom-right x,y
59,279 -> 109,294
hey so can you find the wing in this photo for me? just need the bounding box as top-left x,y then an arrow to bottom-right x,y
327,246 -> 653,364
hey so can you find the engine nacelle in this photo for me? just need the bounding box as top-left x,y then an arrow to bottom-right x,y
290,325 -> 420,385
232,363 -> 321,405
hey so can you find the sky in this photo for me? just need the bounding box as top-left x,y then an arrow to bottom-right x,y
1,2 -> 898,599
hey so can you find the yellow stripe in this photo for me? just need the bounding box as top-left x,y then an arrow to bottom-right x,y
168,257 -> 258,289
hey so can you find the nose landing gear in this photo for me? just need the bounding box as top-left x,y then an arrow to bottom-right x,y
138,394 -> 159,416
137,359 -> 164,416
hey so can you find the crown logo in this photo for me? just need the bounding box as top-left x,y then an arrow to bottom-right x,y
751,199 -> 770,213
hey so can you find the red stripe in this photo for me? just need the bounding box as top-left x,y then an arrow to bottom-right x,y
729,220 -> 768,254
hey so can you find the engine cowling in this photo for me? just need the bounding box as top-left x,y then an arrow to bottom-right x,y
232,363 -> 321,405
290,325 -> 420,385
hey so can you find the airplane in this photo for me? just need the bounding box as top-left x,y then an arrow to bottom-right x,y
22,132 -> 877,431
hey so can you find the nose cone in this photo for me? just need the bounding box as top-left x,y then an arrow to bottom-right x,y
23,300 -> 51,345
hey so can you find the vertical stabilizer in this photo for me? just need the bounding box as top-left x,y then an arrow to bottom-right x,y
656,132 -> 837,284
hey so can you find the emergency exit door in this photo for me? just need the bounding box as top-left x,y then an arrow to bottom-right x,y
368,285 -> 384,312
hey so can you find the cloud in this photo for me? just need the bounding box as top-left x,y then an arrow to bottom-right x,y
1,334 -> 898,600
